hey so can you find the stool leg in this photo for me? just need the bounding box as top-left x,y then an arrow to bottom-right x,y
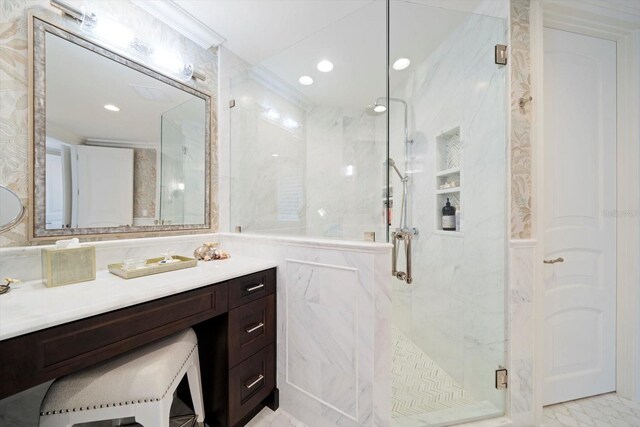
134,399 -> 171,427
187,351 -> 205,423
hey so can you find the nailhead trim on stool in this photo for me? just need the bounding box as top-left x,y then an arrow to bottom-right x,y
40,331 -> 198,416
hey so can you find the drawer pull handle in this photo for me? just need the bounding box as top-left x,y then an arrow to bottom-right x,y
245,283 -> 265,293
245,322 -> 264,334
245,374 -> 264,389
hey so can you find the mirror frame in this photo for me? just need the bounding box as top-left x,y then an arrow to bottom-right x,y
28,11 -> 212,241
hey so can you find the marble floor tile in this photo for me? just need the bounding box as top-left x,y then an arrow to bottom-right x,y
543,393 -> 640,427
245,408 -> 308,427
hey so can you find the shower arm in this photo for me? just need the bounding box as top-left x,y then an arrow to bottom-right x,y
375,97 -> 412,146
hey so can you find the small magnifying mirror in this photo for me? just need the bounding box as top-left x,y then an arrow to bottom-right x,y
0,186 -> 26,233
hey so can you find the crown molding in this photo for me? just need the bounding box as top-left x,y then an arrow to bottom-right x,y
131,0 -> 226,49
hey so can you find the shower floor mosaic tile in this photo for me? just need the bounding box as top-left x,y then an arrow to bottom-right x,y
392,327 -> 475,416
543,393 -> 640,427
391,327 -> 502,427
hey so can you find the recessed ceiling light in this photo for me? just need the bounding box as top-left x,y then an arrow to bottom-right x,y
317,60 -> 334,72
272,154 -> 279,157
392,58 -> 411,71
104,104 -> 120,112
373,105 -> 387,113
298,75 -> 314,86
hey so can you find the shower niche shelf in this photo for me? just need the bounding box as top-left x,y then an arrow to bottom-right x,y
435,126 -> 462,235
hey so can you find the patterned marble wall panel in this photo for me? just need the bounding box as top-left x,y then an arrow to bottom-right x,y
0,0 -> 218,247
510,0 -> 532,239
132,148 -> 157,221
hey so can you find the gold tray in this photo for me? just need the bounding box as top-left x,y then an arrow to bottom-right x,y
108,256 -> 197,279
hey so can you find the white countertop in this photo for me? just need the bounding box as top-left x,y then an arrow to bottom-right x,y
0,255 -> 277,341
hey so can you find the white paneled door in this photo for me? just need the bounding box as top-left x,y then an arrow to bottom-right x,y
542,27 -> 617,406
73,145 -> 134,228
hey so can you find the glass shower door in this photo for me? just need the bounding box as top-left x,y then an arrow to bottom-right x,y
388,1 -> 508,425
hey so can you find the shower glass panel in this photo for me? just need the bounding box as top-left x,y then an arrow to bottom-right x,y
389,1 -> 508,426
229,1 -> 388,241
159,98 -> 207,225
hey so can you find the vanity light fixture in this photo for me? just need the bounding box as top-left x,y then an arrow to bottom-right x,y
317,60 -> 334,72
298,75 -> 314,86
49,0 -> 206,82
392,57 -> 411,71
104,104 -> 120,112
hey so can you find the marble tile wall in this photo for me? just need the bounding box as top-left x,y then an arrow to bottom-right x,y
0,0 -> 219,247
305,107 -> 386,241
217,233 -> 392,427
228,70 -> 307,235
388,1 -> 509,411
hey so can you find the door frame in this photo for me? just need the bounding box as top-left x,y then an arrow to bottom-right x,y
530,0 -> 640,422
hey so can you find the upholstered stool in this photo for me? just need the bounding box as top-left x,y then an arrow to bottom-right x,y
39,328 -> 204,427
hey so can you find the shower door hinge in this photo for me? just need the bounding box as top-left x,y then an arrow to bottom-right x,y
495,368 -> 508,389
229,99 -> 236,108
495,44 -> 508,65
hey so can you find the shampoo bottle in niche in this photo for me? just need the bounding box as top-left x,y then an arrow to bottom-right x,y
442,198 -> 456,231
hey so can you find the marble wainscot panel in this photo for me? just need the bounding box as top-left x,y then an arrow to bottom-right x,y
217,233 -> 392,427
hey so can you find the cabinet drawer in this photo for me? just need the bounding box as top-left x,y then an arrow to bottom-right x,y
228,294 -> 275,367
40,284 -> 228,370
228,269 -> 275,309
229,344 -> 275,426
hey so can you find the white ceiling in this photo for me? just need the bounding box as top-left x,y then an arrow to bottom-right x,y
174,0 -> 489,109
173,0 -> 372,65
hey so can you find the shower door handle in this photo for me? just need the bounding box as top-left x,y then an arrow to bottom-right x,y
391,230 -> 413,284
391,232 -> 398,276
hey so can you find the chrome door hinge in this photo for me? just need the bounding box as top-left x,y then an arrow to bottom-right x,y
495,44 -> 508,65
495,368 -> 508,389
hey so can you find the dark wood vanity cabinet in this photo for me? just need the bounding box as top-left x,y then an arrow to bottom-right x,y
0,268 -> 278,427
198,269 -> 278,427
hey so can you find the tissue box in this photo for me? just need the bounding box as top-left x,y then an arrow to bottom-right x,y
42,246 -> 96,287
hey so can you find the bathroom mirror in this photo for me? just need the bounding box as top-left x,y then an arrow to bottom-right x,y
30,14 -> 211,239
0,186 -> 26,233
